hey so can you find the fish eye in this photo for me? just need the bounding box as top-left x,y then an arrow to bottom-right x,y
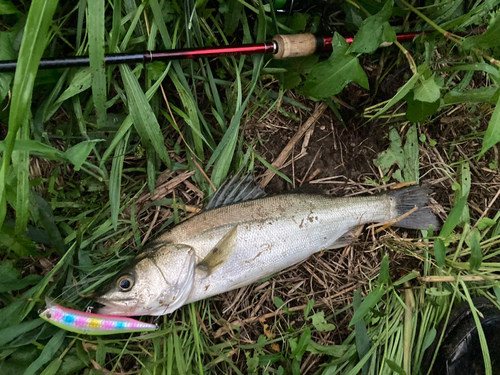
117,274 -> 134,292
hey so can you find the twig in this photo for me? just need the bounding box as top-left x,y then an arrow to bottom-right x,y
419,275 -> 500,282
142,206 -> 160,245
365,205 -> 419,233
473,49 -> 500,67
403,282 -> 414,375
260,102 -> 328,188
300,146 -> 322,186
160,84 -> 199,159
394,40 -> 418,75
167,203 -> 200,213
191,157 -> 216,192
136,170 -> 195,205
473,188 -> 500,229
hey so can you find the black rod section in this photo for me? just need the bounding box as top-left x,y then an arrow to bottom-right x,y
0,43 -> 275,73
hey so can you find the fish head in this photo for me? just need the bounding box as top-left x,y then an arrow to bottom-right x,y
95,244 -> 196,316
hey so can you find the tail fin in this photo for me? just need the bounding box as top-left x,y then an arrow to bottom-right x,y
388,186 -> 440,230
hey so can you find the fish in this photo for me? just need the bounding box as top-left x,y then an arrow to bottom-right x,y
39,298 -> 158,335
96,175 -> 439,316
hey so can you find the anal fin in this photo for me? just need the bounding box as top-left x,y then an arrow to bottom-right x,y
326,225 -> 364,250
197,226 -> 238,275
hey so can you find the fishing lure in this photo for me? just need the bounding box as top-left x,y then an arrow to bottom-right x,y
39,299 -> 158,335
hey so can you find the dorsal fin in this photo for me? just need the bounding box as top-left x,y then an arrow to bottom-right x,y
202,173 -> 266,212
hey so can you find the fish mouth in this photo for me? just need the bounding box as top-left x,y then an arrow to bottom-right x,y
94,297 -> 138,316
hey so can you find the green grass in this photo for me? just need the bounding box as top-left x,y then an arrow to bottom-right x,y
1,0 -> 500,374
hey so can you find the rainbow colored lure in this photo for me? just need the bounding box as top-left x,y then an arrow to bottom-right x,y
39,299 -> 158,335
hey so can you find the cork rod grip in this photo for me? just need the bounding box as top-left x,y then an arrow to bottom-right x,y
272,34 -> 321,59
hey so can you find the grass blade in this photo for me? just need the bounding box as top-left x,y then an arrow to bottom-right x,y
0,139 -> 66,161
110,128 -> 131,231
87,0 -> 107,129
22,242 -> 76,319
378,255 -> 390,285
146,147 -> 156,196
403,124 -> 419,182
76,0 -> 86,51
173,327 -> 187,374
434,238 -> 447,269
40,358 -> 63,375
0,319 -> 44,346
209,52 -> 264,187
119,2 -> 144,52
64,140 -> 103,171
349,286 -> 385,326
32,192 -> 66,255
190,303 -> 205,375
444,87 -> 499,105
385,358 -> 406,375
119,64 -> 171,168
253,153 -> 292,184
33,69 -> 69,139
12,118 -> 30,236
148,0 -> 173,47
0,31 -> 14,103
456,162 -> 471,224
459,279 -> 492,375
167,330 -> 174,375
170,72 -> 205,159
353,289 -> 371,375
469,228 -> 482,271
372,73 -> 420,119
0,0 -> 59,229
479,92 -> 500,158
150,0 -> 212,150
23,330 -> 66,375
100,64 -> 171,166
109,0 -> 121,53
101,116 -> 133,166
56,68 -> 92,104
440,195 -> 468,238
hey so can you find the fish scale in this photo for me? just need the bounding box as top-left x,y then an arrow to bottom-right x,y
96,181 -> 439,316
175,194 -> 394,304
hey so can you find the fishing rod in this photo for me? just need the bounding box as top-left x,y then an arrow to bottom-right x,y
0,29 -> 483,72
0,32 -> 425,72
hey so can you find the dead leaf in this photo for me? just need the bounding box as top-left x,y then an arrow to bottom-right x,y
263,323 -> 272,338
82,342 -> 98,352
271,343 -> 281,352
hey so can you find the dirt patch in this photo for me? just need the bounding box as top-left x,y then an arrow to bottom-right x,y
246,102 -> 388,194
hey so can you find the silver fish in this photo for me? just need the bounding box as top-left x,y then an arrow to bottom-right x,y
96,177 -> 439,316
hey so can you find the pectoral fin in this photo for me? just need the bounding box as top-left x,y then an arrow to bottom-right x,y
197,226 -> 238,275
